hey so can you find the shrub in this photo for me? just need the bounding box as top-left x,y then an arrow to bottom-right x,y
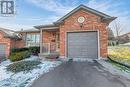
10,51 -> 31,62
6,60 -> 41,73
11,47 -> 40,56
29,46 -> 40,56
11,48 -> 29,54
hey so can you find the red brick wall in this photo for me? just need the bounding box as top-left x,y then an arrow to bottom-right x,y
42,31 -> 56,43
42,31 -> 59,51
15,40 -> 25,48
59,9 -> 108,58
0,32 -> 11,58
15,32 -> 26,48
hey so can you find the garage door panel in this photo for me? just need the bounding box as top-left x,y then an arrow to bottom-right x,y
67,32 -> 98,59
0,44 -> 6,58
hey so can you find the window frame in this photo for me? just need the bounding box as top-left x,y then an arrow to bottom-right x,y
26,33 -> 40,47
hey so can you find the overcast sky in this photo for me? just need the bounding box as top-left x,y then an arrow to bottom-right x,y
0,0 -> 130,34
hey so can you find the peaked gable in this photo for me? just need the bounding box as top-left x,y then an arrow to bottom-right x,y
55,4 -> 116,24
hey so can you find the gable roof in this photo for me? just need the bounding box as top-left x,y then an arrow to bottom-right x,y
35,4 -> 116,29
16,28 -> 40,33
55,4 -> 116,24
34,24 -> 59,29
0,27 -> 21,39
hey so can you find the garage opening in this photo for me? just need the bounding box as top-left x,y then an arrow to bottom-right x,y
0,44 -> 6,58
67,31 -> 98,59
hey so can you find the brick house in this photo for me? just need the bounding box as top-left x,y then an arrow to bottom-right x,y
118,33 -> 130,44
0,28 -> 21,58
0,28 -> 40,58
0,5 -> 116,59
35,5 -> 116,59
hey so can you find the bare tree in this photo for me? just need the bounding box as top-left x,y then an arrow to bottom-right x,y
108,28 -> 115,40
111,20 -> 126,42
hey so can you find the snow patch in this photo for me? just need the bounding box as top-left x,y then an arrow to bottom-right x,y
0,60 -> 11,66
97,60 -> 130,79
0,56 -> 62,87
0,66 -> 13,81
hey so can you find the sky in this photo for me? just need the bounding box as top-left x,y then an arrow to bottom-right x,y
0,0 -> 130,35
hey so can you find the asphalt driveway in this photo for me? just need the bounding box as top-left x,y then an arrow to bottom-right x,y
30,60 -> 130,87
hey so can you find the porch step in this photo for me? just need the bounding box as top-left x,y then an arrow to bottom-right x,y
39,52 -> 59,59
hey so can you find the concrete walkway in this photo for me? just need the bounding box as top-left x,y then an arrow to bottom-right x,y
30,61 -> 130,87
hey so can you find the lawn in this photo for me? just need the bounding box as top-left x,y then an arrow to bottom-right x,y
108,45 -> 130,66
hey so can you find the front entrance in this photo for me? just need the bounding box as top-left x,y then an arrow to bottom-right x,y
41,31 -> 60,54
67,31 -> 98,59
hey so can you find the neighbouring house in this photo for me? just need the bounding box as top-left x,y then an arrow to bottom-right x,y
35,5 -> 116,59
0,28 -> 21,58
0,28 -> 40,58
0,4 -> 116,59
118,32 -> 130,44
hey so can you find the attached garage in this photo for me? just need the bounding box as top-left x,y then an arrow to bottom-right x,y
35,5 -> 116,59
0,44 -> 6,58
67,31 -> 98,59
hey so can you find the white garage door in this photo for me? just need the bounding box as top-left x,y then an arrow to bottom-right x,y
0,44 -> 6,58
67,31 -> 98,59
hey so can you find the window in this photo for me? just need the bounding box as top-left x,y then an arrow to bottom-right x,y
26,33 -> 40,47
32,35 -> 35,42
36,34 -> 40,43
